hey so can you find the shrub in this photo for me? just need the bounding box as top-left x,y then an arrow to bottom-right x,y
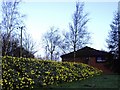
2,56 -> 102,89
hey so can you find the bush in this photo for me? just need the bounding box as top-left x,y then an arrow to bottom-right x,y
2,56 -> 102,89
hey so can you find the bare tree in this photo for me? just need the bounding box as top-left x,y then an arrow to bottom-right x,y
0,0 -> 25,56
1,32 -> 19,56
43,27 -> 61,60
23,31 -> 37,57
64,2 -> 90,61
57,33 -> 71,54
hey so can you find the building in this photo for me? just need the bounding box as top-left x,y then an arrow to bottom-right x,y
61,46 -> 113,74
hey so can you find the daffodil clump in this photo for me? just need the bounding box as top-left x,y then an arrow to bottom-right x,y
2,56 -> 102,90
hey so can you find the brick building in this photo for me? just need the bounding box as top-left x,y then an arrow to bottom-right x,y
61,46 -> 113,74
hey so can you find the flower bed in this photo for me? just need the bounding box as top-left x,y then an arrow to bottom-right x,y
2,56 -> 102,90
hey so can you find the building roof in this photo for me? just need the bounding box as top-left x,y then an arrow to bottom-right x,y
61,46 -> 111,58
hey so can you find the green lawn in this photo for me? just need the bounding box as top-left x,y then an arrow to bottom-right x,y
47,74 -> 120,89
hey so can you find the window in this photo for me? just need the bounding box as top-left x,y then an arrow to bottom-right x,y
97,57 -> 106,62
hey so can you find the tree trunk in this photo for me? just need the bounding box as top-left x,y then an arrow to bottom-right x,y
74,44 -> 76,62
51,52 -> 53,60
20,27 -> 23,57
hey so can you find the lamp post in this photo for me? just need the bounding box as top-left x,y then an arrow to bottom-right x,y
20,26 -> 24,57
18,26 -> 24,57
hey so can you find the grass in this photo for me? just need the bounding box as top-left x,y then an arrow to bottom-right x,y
48,74 -> 120,89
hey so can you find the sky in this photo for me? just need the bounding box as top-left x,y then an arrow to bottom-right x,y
0,0 -> 119,57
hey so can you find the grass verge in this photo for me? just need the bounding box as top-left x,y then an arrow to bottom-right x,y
48,74 -> 120,89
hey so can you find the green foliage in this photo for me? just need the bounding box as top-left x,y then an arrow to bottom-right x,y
2,56 -> 102,89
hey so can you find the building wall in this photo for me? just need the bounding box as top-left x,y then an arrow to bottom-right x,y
89,57 -> 112,74
62,57 -> 112,74
89,57 -> 105,70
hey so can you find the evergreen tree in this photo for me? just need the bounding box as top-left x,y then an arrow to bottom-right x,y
106,12 -> 120,59
106,12 -> 120,73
